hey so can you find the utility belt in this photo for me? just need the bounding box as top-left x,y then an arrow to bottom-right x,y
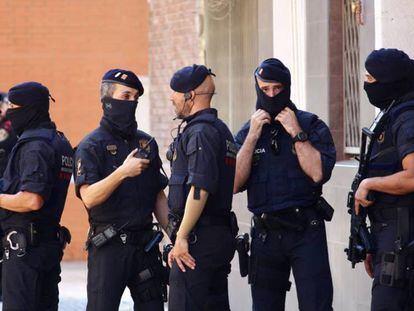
86,222 -> 163,251
235,197 -> 333,280
166,212 -> 238,244
1,223 -> 71,260
254,199 -> 332,233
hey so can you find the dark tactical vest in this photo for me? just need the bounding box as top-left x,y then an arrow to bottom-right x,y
245,110 -> 321,214
0,127 -> 73,230
367,100 -> 414,208
168,110 -> 236,217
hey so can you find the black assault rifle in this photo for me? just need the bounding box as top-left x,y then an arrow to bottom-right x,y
345,100 -> 396,268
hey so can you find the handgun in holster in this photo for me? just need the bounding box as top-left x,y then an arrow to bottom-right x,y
58,226 -> 72,250
236,233 -> 250,277
162,244 -> 174,285
166,215 -> 181,243
315,197 -> 334,221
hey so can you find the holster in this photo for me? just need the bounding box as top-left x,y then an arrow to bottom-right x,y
58,226 -> 71,250
136,251 -> 168,303
166,215 -> 181,243
236,233 -> 249,277
315,197 -> 334,221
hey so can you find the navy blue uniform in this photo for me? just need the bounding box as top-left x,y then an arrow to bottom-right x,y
235,109 -> 336,311
167,108 -> 237,311
0,119 -> 17,301
0,122 -> 73,311
74,120 -> 168,311
366,99 -> 414,311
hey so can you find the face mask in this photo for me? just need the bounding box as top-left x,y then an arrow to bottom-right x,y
101,97 -> 138,138
363,80 -> 412,110
6,105 -> 50,136
363,82 -> 398,110
255,82 -> 291,119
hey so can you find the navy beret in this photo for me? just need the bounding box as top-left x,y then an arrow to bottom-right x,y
365,48 -> 414,83
8,82 -> 50,107
170,64 -> 216,93
255,58 -> 291,86
102,69 -> 144,96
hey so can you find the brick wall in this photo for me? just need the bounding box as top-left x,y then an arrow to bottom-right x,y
148,0 -> 202,158
0,0 -> 149,260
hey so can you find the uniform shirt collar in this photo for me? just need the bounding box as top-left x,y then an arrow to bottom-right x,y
184,108 -> 217,123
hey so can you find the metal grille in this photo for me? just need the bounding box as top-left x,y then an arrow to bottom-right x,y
344,0 -> 361,151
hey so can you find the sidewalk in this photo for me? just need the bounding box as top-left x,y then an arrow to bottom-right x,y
58,261 -> 134,310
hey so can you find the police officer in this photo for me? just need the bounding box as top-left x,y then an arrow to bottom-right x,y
234,58 -> 336,311
166,65 -> 237,310
0,93 -> 17,176
74,69 -> 169,311
0,92 -> 17,302
0,82 -> 73,310
354,48 -> 414,311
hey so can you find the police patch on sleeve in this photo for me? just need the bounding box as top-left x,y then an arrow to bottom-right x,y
76,159 -> 83,177
225,140 -> 237,166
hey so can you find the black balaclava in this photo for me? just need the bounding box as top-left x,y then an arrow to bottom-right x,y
255,58 -> 293,119
364,48 -> 414,110
101,97 -> 138,139
99,69 -> 144,139
6,82 -> 51,136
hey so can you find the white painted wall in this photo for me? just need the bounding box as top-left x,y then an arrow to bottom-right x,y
273,0 -> 307,111
136,76 -> 150,134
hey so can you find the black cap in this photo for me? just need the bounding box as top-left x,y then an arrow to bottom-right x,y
8,82 -> 50,107
170,64 -> 216,93
255,58 -> 291,87
102,69 -> 144,96
365,48 -> 414,83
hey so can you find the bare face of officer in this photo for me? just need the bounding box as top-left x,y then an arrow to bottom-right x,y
112,84 -> 139,101
170,91 -> 191,119
257,79 -> 284,97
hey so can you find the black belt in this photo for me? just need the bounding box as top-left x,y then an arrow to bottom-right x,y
255,206 -> 316,232
91,224 -> 154,246
3,225 -> 60,245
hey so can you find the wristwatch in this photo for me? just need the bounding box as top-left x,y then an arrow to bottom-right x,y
292,131 -> 308,143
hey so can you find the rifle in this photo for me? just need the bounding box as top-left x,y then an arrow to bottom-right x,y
345,101 -> 396,268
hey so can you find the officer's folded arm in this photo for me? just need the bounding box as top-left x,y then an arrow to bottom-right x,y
360,152 -> 414,196
0,191 -> 44,213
